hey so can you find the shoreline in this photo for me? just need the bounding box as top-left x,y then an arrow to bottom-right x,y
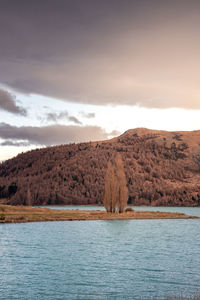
39,204 -> 200,207
0,205 -> 198,224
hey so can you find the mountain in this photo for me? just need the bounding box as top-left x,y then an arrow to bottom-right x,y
1,128 -> 200,206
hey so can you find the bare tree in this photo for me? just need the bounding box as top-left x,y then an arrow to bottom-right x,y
115,153 -> 129,213
103,161 -> 117,212
103,153 -> 128,213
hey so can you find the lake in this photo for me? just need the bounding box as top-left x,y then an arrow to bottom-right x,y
0,207 -> 200,299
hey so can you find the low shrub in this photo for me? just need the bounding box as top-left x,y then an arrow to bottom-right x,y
125,207 -> 134,212
0,213 -> 5,221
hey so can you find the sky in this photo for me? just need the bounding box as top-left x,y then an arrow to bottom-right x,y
1,0 -> 200,160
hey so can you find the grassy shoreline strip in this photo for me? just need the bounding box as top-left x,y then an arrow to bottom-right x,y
0,205 -> 198,224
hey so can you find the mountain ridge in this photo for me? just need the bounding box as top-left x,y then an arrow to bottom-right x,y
1,127 -> 200,206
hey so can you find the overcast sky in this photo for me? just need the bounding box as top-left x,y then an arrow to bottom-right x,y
1,0 -> 200,160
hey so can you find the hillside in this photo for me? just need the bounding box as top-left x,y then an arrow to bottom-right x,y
1,128 -> 200,206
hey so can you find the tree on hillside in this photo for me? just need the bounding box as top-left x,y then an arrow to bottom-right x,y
103,153 -> 128,213
26,188 -> 32,206
193,153 -> 200,171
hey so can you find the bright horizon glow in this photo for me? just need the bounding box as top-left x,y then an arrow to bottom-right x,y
1,91 -> 200,161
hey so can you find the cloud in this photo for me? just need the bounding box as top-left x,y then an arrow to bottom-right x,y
109,130 -> 120,136
0,140 -> 30,147
46,111 -> 69,122
0,122 -> 116,146
81,112 -> 95,119
46,111 -> 82,124
68,116 -> 82,125
0,89 -> 27,115
1,1 -> 200,109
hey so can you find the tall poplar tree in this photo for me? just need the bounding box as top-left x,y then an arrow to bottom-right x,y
103,153 -> 128,213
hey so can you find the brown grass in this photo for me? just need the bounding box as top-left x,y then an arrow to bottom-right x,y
0,205 -> 198,224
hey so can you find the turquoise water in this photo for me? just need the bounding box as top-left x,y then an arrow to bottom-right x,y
0,217 -> 200,299
41,205 -> 200,217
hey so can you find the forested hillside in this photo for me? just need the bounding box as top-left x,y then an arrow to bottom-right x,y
1,128 -> 200,206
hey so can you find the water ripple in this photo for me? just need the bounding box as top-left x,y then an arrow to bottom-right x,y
0,219 -> 200,299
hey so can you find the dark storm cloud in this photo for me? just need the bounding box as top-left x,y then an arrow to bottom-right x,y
0,122 -> 115,146
1,0 -> 200,108
0,89 -> 27,115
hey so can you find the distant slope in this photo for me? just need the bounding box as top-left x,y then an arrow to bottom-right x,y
1,128 -> 200,206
